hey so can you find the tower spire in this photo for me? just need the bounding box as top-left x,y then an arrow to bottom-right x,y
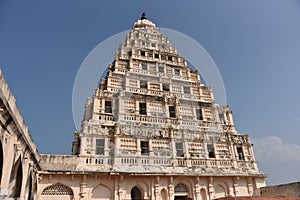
141,12 -> 147,20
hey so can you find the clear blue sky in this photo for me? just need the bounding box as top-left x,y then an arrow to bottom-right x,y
1,0 -> 299,185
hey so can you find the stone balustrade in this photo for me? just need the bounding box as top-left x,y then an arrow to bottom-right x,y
119,113 -> 219,130
130,68 -> 189,81
99,114 -> 114,121
125,85 -> 210,102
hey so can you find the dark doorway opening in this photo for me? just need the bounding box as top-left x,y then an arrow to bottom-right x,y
131,186 -> 142,200
174,196 -> 188,200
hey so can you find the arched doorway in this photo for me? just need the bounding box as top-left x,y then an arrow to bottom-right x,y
8,157 -> 23,198
91,184 -> 112,200
0,141 -> 3,183
174,183 -> 189,200
41,183 -> 73,200
131,186 -> 142,200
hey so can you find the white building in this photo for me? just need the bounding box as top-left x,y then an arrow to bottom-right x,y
0,13 -> 266,200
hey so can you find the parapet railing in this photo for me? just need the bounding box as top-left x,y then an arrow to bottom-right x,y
40,154 -> 257,172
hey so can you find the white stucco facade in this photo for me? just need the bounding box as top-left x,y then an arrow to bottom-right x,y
0,13 -> 266,200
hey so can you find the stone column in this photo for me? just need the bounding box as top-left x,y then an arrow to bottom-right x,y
19,156 -> 31,200
0,134 -> 15,198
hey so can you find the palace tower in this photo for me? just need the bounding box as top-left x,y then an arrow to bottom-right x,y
0,13 -> 266,200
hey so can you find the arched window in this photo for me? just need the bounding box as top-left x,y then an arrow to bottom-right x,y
41,183 -> 73,200
174,183 -> 189,200
131,186 -> 142,200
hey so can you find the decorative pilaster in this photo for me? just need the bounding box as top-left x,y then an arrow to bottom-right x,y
79,175 -> 87,199
168,177 -> 174,200
154,176 -> 160,200
247,177 -> 253,195
233,177 -> 239,196
208,177 -> 214,200
194,177 -> 200,200
117,175 -> 124,200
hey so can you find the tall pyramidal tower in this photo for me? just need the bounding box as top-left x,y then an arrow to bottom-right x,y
39,13 -> 266,200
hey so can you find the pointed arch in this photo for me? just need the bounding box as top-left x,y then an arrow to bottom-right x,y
175,183 -> 189,193
200,188 -> 207,200
214,180 -> 229,199
8,157 -> 23,198
161,188 -> 168,200
173,178 -> 193,195
131,186 -> 142,200
215,184 -> 226,197
128,179 -> 148,198
0,140 -> 3,184
174,183 -> 189,200
41,183 -> 73,200
91,183 -> 112,199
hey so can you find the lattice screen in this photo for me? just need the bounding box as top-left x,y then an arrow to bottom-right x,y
41,183 -> 73,200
